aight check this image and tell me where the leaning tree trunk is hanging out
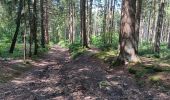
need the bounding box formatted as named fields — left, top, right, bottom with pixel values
left=9, top=0, right=23, bottom=53
left=117, top=0, right=140, bottom=64
left=154, top=0, right=165, bottom=54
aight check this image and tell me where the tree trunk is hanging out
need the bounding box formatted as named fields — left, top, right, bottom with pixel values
left=117, top=0, right=140, bottom=64
left=28, top=0, right=33, bottom=57
left=9, top=0, right=23, bottom=53
left=86, top=0, right=89, bottom=44
left=147, top=10, right=151, bottom=42
left=45, top=0, right=49, bottom=44
left=68, top=0, right=75, bottom=44
left=40, top=0, right=45, bottom=48
left=102, top=0, right=108, bottom=44
left=23, top=0, right=27, bottom=61
left=167, top=18, right=170, bottom=48
left=154, top=0, right=165, bottom=54
left=110, top=0, right=116, bottom=44
left=33, top=0, right=38, bottom=55
left=89, top=0, right=93, bottom=44
left=80, top=0, right=88, bottom=48
left=135, top=0, right=142, bottom=53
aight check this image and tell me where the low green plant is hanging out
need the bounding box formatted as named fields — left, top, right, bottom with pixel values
left=58, top=40, right=69, bottom=48
left=0, top=43, right=24, bottom=58
left=68, top=42, right=86, bottom=59
left=99, top=81, right=110, bottom=89
left=91, top=33, right=119, bottom=51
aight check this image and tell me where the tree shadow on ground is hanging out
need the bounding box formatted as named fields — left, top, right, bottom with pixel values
left=0, top=45, right=169, bottom=100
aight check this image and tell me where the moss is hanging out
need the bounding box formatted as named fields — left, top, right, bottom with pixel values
left=94, top=50, right=117, bottom=61
left=149, top=75, right=162, bottom=83
left=99, top=81, right=110, bottom=88
left=71, top=48, right=86, bottom=59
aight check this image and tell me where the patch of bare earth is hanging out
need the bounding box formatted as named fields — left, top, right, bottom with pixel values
left=0, top=45, right=169, bottom=100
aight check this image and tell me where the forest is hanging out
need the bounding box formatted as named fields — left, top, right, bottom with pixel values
left=0, top=0, right=170, bottom=99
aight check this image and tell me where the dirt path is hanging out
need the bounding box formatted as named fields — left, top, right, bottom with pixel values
left=0, top=45, right=169, bottom=100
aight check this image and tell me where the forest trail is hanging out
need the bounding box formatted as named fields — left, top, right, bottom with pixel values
left=0, top=45, right=169, bottom=100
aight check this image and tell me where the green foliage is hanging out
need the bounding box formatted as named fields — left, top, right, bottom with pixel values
left=0, top=43, right=23, bottom=58
left=138, top=41, right=154, bottom=56
left=91, top=32, right=119, bottom=51
left=99, top=81, right=110, bottom=89
left=94, top=50, right=117, bottom=61
left=128, top=67, right=137, bottom=74
left=149, top=75, right=162, bottom=83
left=39, top=47, right=49, bottom=54
left=68, top=42, right=86, bottom=59
left=135, top=69, right=148, bottom=78
left=139, top=42, right=170, bottom=58
left=58, top=40, right=69, bottom=48
left=91, top=35, right=103, bottom=48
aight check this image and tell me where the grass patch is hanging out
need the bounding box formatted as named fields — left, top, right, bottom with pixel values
left=0, top=42, right=51, bottom=59
left=128, top=62, right=170, bottom=88
left=58, top=40, right=69, bottom=48
left=68, top=42, right=87, bottom=59
left=0, top=43, right=23, bottom=58
left=93, top=50, right=117, bottom=61
left=149, top=75, right=162, bottom=83
left=71, top=48, right=86, bottom=59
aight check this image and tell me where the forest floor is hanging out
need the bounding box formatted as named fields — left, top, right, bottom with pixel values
left=0, top=45, right=170, bottom=100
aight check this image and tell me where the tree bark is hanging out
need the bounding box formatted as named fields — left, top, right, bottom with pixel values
left=117, top=0, right=140, bottom=64
left=167, top=18, right=170, bottom=48
left=80, top=0, right=88, bottom=48
left=109, top=0, right=116, bottom=44
left=102, top=0, right=108, bottom=44
left=9, top=0, right=23, bottom=53
left=89, top=0, right=93, bottom=44
left=28, top=0, right=33, bottom=57
left=40, top=0, right=45, bottom=48
left=154, top=0, right=165, bottom=53
left=45, top=0, right=49, bottom=44
left=68, top=0, right=75, bottom=44
left=23, top=0, right=27, bottom=61
left=33, top=0, right=38, bottom=55
left=135, top=0, right=142, bottom=53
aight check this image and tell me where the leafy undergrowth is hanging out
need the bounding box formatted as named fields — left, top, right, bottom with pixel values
left=68, top=43, right=87, bottom=59
left=0, top=60, right=32, bottom=83
left=0, top=42, right=52, bottom=60
left=0, top=43, right=23, bottom=59
left=139, top=43, right=170, bottom=59
left=128, top=57, right=170, bottom=90
left=92, top=50, right=118, bottom=65
left=58, top=40, right=69, bottom=48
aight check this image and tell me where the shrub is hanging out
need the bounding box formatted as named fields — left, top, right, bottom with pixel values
left=68, top=42, right=86, bottom=59
left=91, top=32, right=119, bottom=51
left=58, top=40, right=69, bottom=48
